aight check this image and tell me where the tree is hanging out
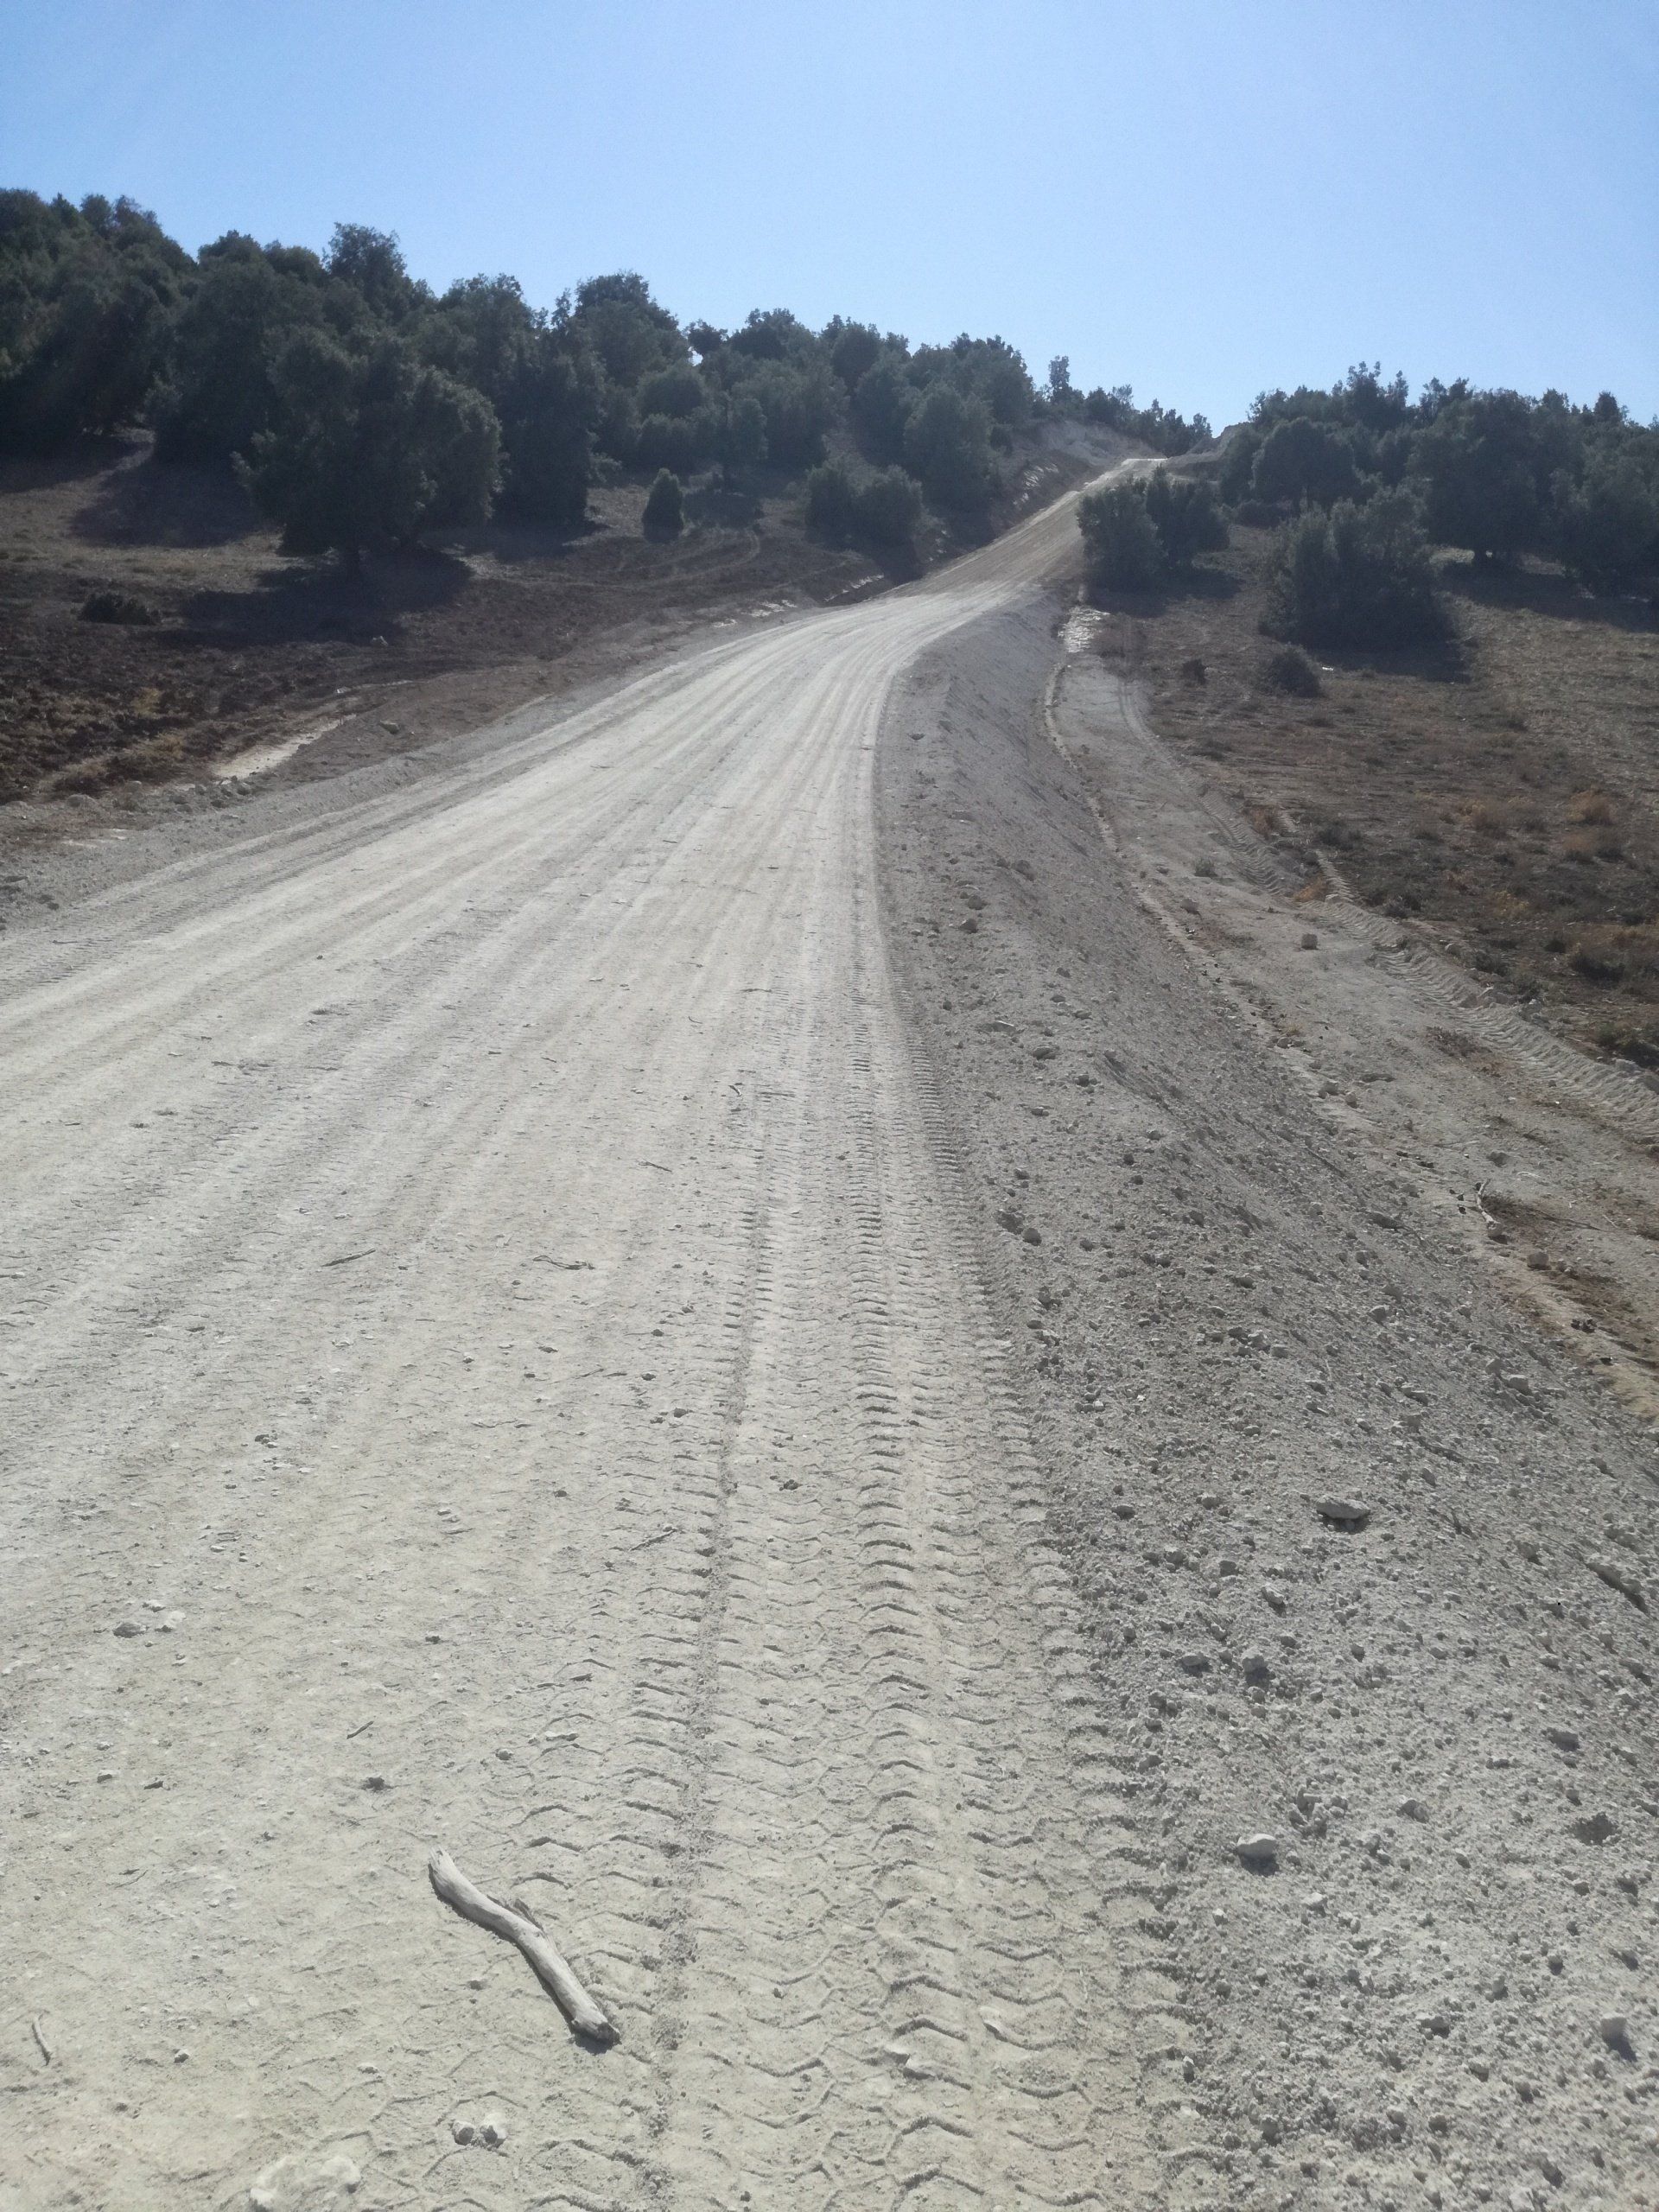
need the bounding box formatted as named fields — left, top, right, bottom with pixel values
left=1265, top=488, right=1445, bottom=646
left=642, top=467, right=684, bottom=538
left=572, top=271, right=683, bottom=386
left=1046, top=355, right=1073, bottom=409
left=1078, top=480, right=1164, bottom=590
left=238, top=330, right=499, bottom=564
left=0, top=191, right=186, bottom=451
left=903, top=385, right=994, bottom=512
left=850, top=353, right=914, bottom=464
left=153, top=236, right=327, bottom=463
left=1249, top=416, right=1361, bottom=507
left=827, top=319, right=880, bottom=392
left=712, top=391, right=766, bottom=486
left=1413, top=391, right=1542, bottom=560
left=637, top=361, right=706, bottom=419
left=635, top=410, right=703, bottom=476
left=1142, top=468, right=1228, bottom=564
left=326, top=224, right=423, bottom=323
left=741, top=361, right=839, bottom=468
left=1552, top=454, right=1659, bottom=594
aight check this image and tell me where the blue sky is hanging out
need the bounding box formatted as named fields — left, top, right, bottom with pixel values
left=4, top=0, right=1656, bottom=423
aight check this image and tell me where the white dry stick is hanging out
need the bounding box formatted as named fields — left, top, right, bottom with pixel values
left=31, top=2015, right=53, bottom=2065
left=428, top=1847, right=617, bottom=2045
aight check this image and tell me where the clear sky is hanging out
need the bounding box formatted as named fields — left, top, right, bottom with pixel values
left=3, top=0, right=1656, bottom=425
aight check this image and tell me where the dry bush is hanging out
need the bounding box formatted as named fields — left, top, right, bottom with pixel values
left=1568, top=924, right=1659, bottom=990
left=1567, top=789, right=1616, bottom=826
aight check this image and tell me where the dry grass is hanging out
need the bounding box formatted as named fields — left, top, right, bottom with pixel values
left=1139, top=525, right=1659, bottom=1066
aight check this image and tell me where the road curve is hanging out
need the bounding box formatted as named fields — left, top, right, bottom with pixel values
left=1, top=480, right=1187, bottom=2209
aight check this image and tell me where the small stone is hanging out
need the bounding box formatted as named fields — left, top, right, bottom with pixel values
left=1398, top=1796, right=1427, bottom=1821
left=450, top=2120, right=476, bottom=2145
left=1599, top=2012, right=1632, bottom=2054
left=1573, top=1811, right=1615, bottom=1846
left=1315, top=1496, right=1371, bottom=1530
left=248, top=2152, right=361, bottom=2211
left=361, top=1775, right=391, bottom=1793
left=112, top=1620, right=145, bottom=1638
left=1240, top=1649, right=1270, bottom=1685
left=1178, top=1650, right=1212, bottom=1675
left=479, top=2114, right=506, bottom=2147
left=1545, top=1725, right=1581, bottom=1753
left=1300, top=931, right=1319, bottom=950
left=1232, top=1832, right=1280, bottom=1869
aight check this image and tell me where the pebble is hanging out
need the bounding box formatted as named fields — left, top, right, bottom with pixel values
left=1178, top=1650, right=1212, bottom=1675
left=1545, top=1725, right=1581, bottom=1753
left=1599, top=2012, right=1631, bottom=2053
left=1300, top=931, right=1319, bottom=950
left=1240, top=1649, right=1270, bottom=1684
left=112, top=1620, right=145, bottom=1638
left=1232, top=1832, right=1280, bottom=1868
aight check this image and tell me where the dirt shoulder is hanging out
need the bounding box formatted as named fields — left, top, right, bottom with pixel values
left=877, top=585, right=1659, bottom=2209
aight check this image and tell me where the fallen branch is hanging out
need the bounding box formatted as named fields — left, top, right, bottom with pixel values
left=31, top=2015, right=52, bottom=2065
left=428, top=1847, right=617, bottom=2045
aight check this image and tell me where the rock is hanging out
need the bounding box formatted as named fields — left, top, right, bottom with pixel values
left=1599, top=2012, right=1632, bottom=2055
left=451, top=2120, right=476, bottom=2145
left=1398, top=1796, right=1427, bottom=1821
left=1240, top=1649, right=1270, bottom=1685
left=1177, top=1650, right=1212, bottom=1675
left=248, top=2152, right=361, bottom=2212
left=1315, top=1496, right=1371, bottom=1531
left=480, top=2113, right=506, bottom=2147
left=1545, top=1725, right=1581, bottom=1753
left=1300, top=931, right=1319, bottom=950
left=112, top=1620, right=144, bottom=1637
left=1573, top=1811, right=1616, bottom=1846
left=1232, top=1832, right=1280, bottom=1869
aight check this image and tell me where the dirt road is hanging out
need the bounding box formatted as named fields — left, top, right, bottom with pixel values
left=5, top=470, right=1656, bottom=2212
left=1, top=486, right=1200, bottom=2211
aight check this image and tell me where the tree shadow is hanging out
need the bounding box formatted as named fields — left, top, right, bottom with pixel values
left=71, top=453, right=264, bottom=550
left=171, top=544, right=471, bottom=649
left=0, top=432, right=149, bottom=499
left=1442, top=557, right=1656, bottom=634
left=444, top=513, right=607, bottom=568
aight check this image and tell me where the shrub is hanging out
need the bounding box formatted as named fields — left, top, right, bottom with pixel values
left=1262, top=644, right=1322, bottom=696
left=635, top=362, right=706, bottom=420
left=854, top=467, right=923, bottom=550
left=642, top=467, right=684, bottom=538
left=1265, top=489, right=1445, bottom=647
left=1142, top=467, right=1228, bottom=564
left=1077, top=480, right=1164, bottom=590
left=80, top=588, right=156, bottom=625
left=804, top=459, right=857, bottom=543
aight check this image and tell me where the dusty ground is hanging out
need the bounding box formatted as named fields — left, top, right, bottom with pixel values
left=0, top=423, right=1114, bottom=805
left=1116, top=527, right=1659, bottom=1074
left=882, top=589, right=1659, bottom=2209
left=1, top=461, right=1655, bottom=2212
